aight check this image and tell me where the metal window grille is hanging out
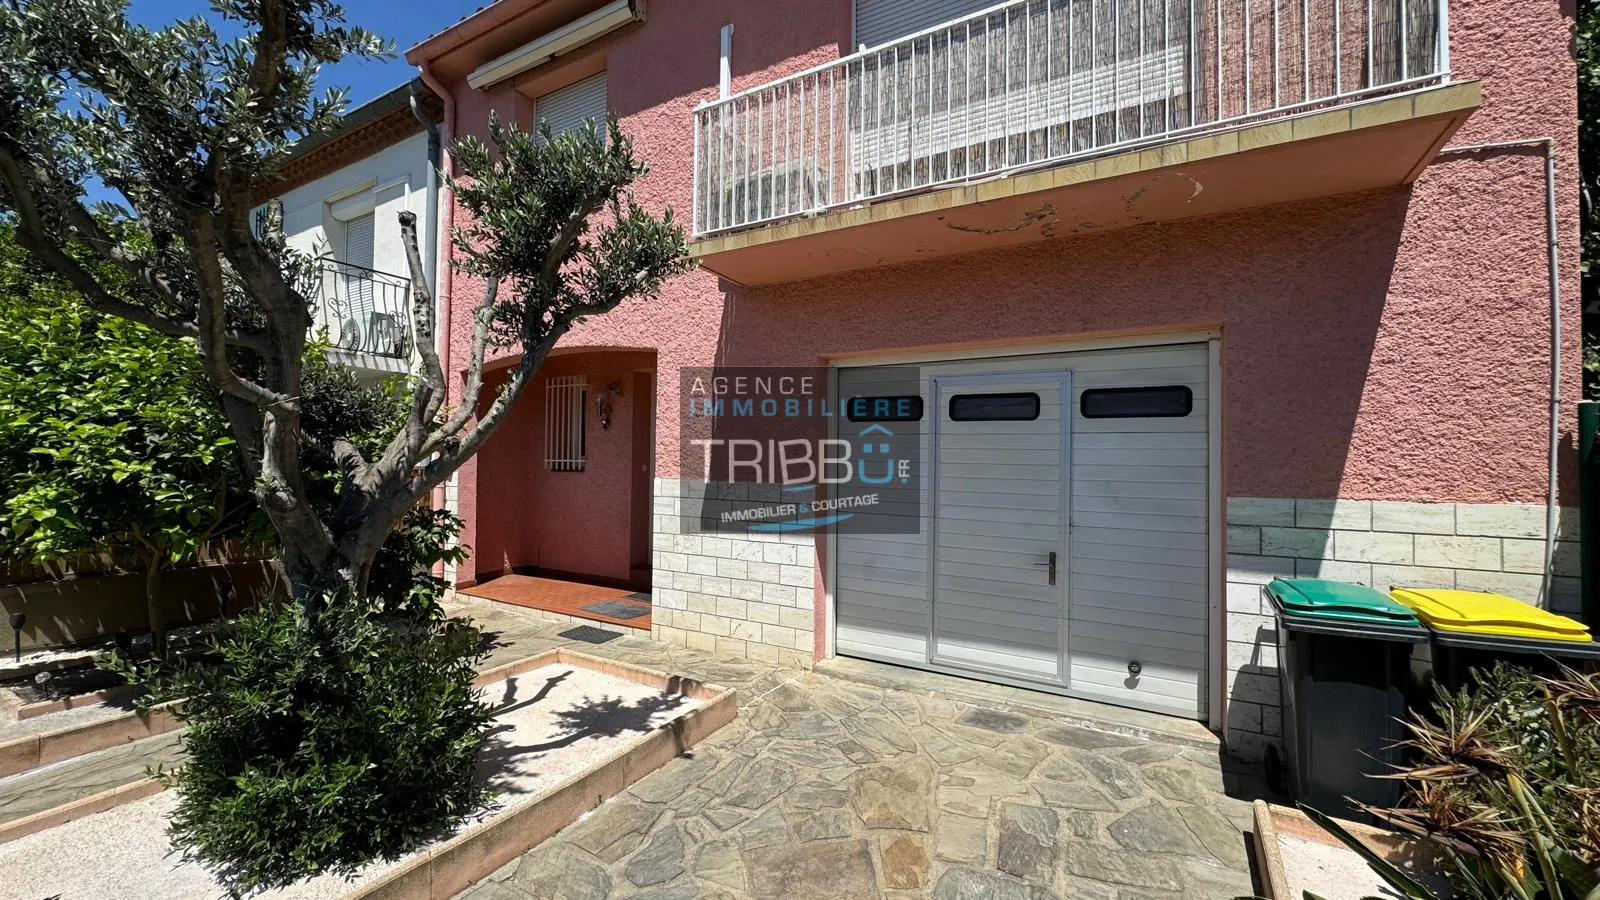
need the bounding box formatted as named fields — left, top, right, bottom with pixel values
left=545, top=376, right=588, bottom=471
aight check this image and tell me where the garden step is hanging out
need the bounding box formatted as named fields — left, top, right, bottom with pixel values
left=0, top=730, right=182, bottom=828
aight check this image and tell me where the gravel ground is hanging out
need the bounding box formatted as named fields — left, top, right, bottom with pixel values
left=0, top=622, right=219, bottom=680
left=0, top=664, right=701, bottom=900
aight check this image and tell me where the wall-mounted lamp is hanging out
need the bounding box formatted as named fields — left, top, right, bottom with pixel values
left=594, top=381, right=624, bottom=429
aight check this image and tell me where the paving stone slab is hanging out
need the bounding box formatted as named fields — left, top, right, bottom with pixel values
left=878, top=832, right=931, bottom=891
left=1036, top=725, right=1141, bottom=750
left=738, top=805, right=792, bottom=851
left=995, top=802, right=1058, bottom=882
left=853, top=758, right=935, bottom=830
left=956, top=708, right=1032, bottom=734
left=762, top=682, right=817, bottom=712
left=743, top=838, right=879, bottom=900
left=931, top=868, right=1053, bottom=900
left=984, top=735, right=1050, bottom=778
left=1030, top=778, right=1118, bottom=812
left=691, top=838, right=747, bottom=894
left=512, top=843, right=613, bottom=899
left=1107, top=803, right=1208, bottom=858
left=882, top=692, right=923, bottom=727
left=935, top=814, right=989, bottom=865
left=916, top=727, right=983, bottom=766
left=1176, top=804, right=1250, bottom=868
left=630, top=883, right=702, bottom=900
left=1062, top=843, right=1185, bottom=892
left=564, top=796, right=661, bottom=862
left=1081, top=754, right=1143, bottom=801
left=937, top=766, right=1031, bottom=818
left=1143, top=763, right=1221, bottom=806
left=785, top=779, right=851, bottom=810
left=625, top=824, right=687, bottom=887
left=1121, top=743, right=1183, bottom=764
left=786, top=806, right=854, bottom=842
left=723, top=757, right=800, bottom=809
left=761, top=739, right=851, bottom=769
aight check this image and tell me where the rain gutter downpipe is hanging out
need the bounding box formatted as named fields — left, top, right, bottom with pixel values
left=416, top=61, right=457, bottom=543
left=1438, top=137, right=1560, bottom=604
left=409, top=84, right=442, bottom=307
left=415, top=62, right=456, bottom=386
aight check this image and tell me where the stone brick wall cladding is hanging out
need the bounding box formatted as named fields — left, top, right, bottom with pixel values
left=442, top=471, right=461, bottom=585
left=1223, top=497, right=1579, bottom=761
left=649, top=478, right=817, bottom=669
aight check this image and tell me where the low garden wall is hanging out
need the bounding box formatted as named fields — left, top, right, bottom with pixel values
left=0, top=553, right=283, bottom=654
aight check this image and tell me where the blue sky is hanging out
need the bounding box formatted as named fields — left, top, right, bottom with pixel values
left=77, top=0, right=479, bottom=204
left=126, top=0, right=481, bottom=112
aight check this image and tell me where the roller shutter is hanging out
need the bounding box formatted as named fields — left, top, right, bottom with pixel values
left=853, top=0, right=997, bottom=48
left=535, top=72, right=608, bottom=140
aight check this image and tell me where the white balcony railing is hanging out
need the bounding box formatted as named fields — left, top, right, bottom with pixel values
left=692, top=0, right=1446, bottom=236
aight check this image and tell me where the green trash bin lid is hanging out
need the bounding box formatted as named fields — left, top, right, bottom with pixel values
left=1265, top=579, right=1421, bottom=627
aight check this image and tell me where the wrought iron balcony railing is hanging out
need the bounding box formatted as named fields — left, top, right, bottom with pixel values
left=692, top=0, right=1446, bottom=237
left=311, top=259, right=412, bottom=360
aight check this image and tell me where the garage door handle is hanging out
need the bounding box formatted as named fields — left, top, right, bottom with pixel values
left=1032, top=552, right=1057, bottom=586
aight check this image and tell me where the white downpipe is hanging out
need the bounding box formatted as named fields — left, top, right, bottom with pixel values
left=1440, top=137, right=1561, bottom=605
left=720, top=24, right=734, bottom=99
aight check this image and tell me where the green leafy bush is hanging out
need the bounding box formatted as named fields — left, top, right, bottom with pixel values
left=0, top=225, right=263, bottom=653
left=368, top=507, right=471, bottom=621
left=110, top=599, right=493, bottom=893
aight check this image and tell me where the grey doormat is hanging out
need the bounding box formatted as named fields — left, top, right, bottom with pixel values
left=579, top=599, right=651, bottom=620
left=559, top=625, right=622, bottom=644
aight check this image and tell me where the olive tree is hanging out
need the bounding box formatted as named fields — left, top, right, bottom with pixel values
left=0, top=0, right=691, bottom=605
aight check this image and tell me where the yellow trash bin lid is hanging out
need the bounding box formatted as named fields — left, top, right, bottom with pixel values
left=1388, top=588, right=1592, bottom=642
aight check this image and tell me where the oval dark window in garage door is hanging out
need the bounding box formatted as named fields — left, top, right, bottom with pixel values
left=1080, top=385, right=1192, bottom=418
left=948, top=392, right=1041, bottom=421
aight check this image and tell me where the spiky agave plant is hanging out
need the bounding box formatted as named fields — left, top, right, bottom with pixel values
left=1313, top=663, right=1600, bottom=900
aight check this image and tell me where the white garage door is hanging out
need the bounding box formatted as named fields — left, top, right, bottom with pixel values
left=931, top=371, right=1069, bottom=681
left=834, top=342, right=1213, bottom=719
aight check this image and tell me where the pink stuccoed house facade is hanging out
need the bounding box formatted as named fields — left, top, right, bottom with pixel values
left=406, top=0, right=1579, bottom=759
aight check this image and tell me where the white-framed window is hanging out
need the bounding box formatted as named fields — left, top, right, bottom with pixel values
left=544, top=375, right=588, bottom=471
left=534, top=72, right=609, bottom=141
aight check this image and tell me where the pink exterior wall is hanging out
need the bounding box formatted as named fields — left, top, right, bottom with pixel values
left=470, top=350, right=656, bottom=584
left=424, top=0, right=1578, bottom=582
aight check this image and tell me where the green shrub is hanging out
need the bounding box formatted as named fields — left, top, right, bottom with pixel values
left=367, top=507, right=471, bottom=622
left=110, top=599, right=493, bottom=893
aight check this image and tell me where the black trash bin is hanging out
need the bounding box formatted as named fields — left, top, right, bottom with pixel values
left=1264, top=578, right=1428, bottom=822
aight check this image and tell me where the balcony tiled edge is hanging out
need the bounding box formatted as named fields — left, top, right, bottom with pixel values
left=690, top=79, right=1483, bottom=261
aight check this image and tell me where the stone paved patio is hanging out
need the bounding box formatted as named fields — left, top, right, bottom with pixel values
left=453, top=599, right=1266, bottom=900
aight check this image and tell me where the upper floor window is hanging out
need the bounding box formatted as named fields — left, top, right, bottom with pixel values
left=853, top=0, right=997, bottom=49
left=534, top=72, right=609, bottom=141
left=343, top=211, right=375, bottom=270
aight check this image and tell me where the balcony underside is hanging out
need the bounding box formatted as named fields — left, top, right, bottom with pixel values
left=691, top=80, right=1479, bottom=287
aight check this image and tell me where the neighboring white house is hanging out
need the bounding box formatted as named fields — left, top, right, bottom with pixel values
left=257, top=78, right=445, bottom=382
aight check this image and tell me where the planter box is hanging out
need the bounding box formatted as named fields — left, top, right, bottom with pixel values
left=1252, top=800, right=1453, bottom=900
